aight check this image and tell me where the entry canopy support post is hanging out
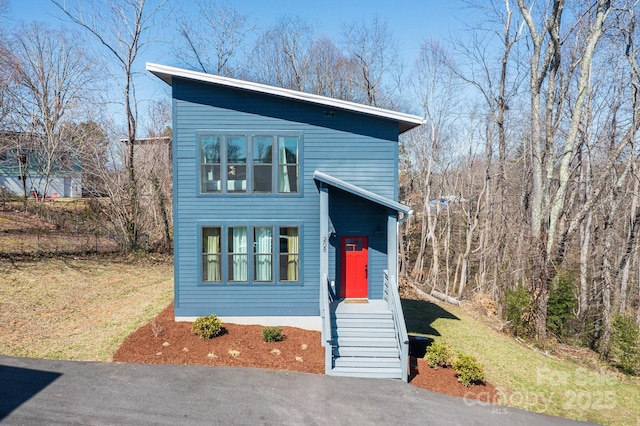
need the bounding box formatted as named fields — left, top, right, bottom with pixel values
left=320, top=183, right=329, bottom=285
left=387, top=212, right=398, bottom=282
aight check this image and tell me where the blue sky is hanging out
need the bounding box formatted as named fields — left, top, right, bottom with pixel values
left=8, top=0, right=467, bottom=65
left=6, top=0, right=470, bottom=130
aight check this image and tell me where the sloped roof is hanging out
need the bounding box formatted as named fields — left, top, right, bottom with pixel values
left=313, top=170, right=412, bottom=219
left=146, top=63, right=424, bottom=134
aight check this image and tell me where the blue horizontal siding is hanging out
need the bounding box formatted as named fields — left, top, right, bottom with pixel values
left=328, top=188, right=389, bottom=300
left=172, top=77, right=399, bottom=317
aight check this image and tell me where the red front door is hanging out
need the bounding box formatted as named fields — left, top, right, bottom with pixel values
left=340, top=236, right=368, bottom=298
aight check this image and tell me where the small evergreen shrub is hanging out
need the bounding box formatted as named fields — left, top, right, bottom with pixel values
left=610, top=314, right=640, bottom=375
left=424, top=340, right=454, bottom=369
left=452, top=353, right=485, bottom=387
left=192, top=314, right=224, bottom=339
left=504, top=285, right=534, bottom=337
left=547, top=271, right=578, bottom=339
left=262, top=326, right=284, bottom=342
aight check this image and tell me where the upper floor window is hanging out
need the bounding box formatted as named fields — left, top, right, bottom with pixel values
left=253, top=136, right=273, bottom=193
left=201, top=136, right=221, bottom=193
left=278, top=136, right=298, bottom=193
left=200, top=134, right=299, bottom=195
left=226, top=136, right=247, bottom=192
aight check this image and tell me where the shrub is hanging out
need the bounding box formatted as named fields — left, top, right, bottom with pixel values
left=504, top=285, right=534, bottom=337
left=452, top=353, right=485, bottom=387
left=610, top=314, right=640, bottom=375
left=424, top=340, right=454, bottom=369
left=262, top=326, right=284, bottom=342
left=192, top=314, right=224, bottom=339
left=547, top=271, right=578, bottom=339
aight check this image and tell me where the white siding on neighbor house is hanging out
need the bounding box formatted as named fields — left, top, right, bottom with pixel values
left=0, top=175, right=81, bottom=197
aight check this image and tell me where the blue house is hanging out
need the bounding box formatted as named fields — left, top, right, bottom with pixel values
left=147, top=63, right=423, bottom=380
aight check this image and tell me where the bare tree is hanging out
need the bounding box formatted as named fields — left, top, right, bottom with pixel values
left=406, top=41, right=460, bottom=287
left=144, top=100, right=172, bottom=251
left=341, top=16, right=402, bottom=108
left=250, top=15, right=314, bottom=91
left=3, top=22, right=94, bottom=201
left=68, top=120, right=109, bottom=197
left=516, top=0, right=613, bottom=340
left=0, top=0, right=13, bottom=130
left=306, top=37, right=359, bottom=100
left=174, top=0, right=253, bottom=76
left=444, top=0, right=524, bottom=298
left=53, top=0, right=167, bottom=251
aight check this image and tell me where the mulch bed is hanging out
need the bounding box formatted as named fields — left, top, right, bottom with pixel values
left=113, top=302, right=497, bottom=402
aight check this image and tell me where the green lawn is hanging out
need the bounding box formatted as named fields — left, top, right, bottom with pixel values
left=402, top=298, right=640, bottom=425
left=0, top=254, right=173, bottom=361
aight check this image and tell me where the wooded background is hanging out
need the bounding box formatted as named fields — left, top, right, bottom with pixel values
left=0, top=0, right=639, bottom=370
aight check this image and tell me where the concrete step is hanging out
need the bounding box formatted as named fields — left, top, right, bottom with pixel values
left=332, top=346, right=400, bottom=358
left=329, top=366, right=403, bottom=379
left=332, top=318, right=395, bottom=328
left=331, top=327, right=396, bottom=338
left=335, top=336, right=398, bottom=347
left=334, top=356, right=402, bottom=369
left=332, top=311, right=392, bottom=320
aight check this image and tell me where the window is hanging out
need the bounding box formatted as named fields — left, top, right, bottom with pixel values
left=202, top=227, right=221, bottom=282
left=253, top=226, right=273, bottom=281
left=252, top=136, right=273, bottom=193
left=228, top=227, right=248, bottom=281
left=226, top=136, right=247, bottom=192
left=201, top=225, right=299, bottom=284
left=199, top=134, right=299, bottom=194
left=279, top=227, right=299, bottom=281
left=278, top=136, right=298, bottom=193
left=201, top=136, right=221, bottom=193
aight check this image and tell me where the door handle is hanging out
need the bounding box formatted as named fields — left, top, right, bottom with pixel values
left=365, top=265, right=368, bottom=279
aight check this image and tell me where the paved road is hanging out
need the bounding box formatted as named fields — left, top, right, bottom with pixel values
left=0, top=355, right=592, bottom=425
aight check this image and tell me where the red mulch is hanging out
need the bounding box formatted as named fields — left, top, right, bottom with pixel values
left=409, top=358, right=498, bottom=402
left=113, top=302, right=497, bottom=402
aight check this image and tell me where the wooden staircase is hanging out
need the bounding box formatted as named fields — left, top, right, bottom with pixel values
left=327, top=300, right=404, bottom=379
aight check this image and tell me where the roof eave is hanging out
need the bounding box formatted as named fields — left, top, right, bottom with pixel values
left=146, top=62, right=424, bottom=134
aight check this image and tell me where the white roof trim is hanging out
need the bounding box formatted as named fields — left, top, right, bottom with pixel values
left=146, top=62, right=424, bottom=134
left=313, top=170, right=412, bottom=217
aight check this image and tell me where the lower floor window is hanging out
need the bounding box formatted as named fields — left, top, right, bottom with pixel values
left=228, top=227, right=248, bottom=282
left=202, top=225, right=299, bottom=283
left=202, top=227, right=221, bottom=282
left=254, top=227, right=273, bottom=282
left=279, top=227, right=299, bottom=281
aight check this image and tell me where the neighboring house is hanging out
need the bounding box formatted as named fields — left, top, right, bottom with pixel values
left=147, top=63, right=423, bottom=381
left=0, top=131, right=82, bottom=198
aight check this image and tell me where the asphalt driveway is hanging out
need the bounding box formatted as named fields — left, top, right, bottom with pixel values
left=0, top=355, right=592, bottom=425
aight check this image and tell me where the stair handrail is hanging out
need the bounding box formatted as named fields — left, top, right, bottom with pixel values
left=383, top=270, right=409, bottom=382
left=320, top=272, right=333, bottom=374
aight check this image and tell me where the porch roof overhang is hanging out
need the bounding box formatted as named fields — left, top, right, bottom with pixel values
left=313, top=170, right=413, bottom=221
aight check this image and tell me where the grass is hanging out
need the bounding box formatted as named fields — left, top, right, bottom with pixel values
left=2, top=202, right=636, bottom=423
left=0, top=200, right=118, bottom=254
left=402, top=298, right=640, bottom=425
left=0, top=254, right=173, bottom=361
